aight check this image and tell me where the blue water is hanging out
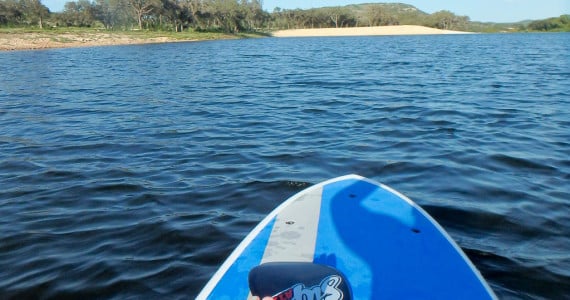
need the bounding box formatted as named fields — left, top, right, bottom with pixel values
left=1, top=33, right=569, bottom=299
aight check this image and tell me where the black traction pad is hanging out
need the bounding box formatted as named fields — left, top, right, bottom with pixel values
left=248, top=262, right=352, bottom=300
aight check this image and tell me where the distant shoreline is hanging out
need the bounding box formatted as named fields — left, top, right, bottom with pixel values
left=0, top=25, right=473, bottom=51
left=272, top=25, right=474, bottom=37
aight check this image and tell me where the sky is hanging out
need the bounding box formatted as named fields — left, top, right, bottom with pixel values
left=42, top=0, right=570, bottom=23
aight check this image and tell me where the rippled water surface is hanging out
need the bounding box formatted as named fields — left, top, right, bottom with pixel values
left=1, top=33, right=569, bottom=299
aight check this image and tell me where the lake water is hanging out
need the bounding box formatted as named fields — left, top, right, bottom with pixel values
left=1, top=33, right=569, bottom=299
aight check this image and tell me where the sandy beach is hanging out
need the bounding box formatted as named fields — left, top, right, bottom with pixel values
left=272, top=25, right=472, bottom=37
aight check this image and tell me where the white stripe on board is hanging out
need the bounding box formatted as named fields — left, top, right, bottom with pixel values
left=260, top=186, right=323, bottom=263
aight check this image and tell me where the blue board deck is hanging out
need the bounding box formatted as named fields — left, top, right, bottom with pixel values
left=197, top=175, right=496, bottom=299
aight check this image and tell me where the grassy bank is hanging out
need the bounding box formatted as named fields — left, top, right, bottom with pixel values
left=0, top=27, right=268, bottom=40
left=0, top=27, right=269, bottom=51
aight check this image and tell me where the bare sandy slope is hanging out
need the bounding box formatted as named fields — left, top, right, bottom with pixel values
left=0, top=32, right=183, bottom=51
left=272, top=25, right=472, bottom=37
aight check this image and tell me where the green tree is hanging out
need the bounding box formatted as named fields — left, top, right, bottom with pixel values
left=325, top=7, right=355, bottom=28
left=111, top=0, right=132, bottom=29
left=0, top=1, right=6, bottom=24
left=19, top=0, right=49, bottom=28
left=241, top=0, right=266, bottom=31
left=430, top=10, right=456, bottom=30
left=93, top=0, right=112, bottom=29
left=364, top=5, right=399, bottom=26
left=59, top=0, right=97, bottom=26
left=186, top=0, right=208, bottom=29
left=92, top=0, right=132, bottom=29
left=207, top=0, right=244, bottom=33
left=0, top=0, right=24, bottom=26
left=528, top=19, right=560, bottom=31
left=128, top=0, right=160, bottom=29
left=159, top=0, right=181, bottom=31
left=365, top=5, right=383, bottom=26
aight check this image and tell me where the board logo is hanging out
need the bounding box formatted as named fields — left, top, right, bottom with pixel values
left=271, top=275, right=344, bottom=300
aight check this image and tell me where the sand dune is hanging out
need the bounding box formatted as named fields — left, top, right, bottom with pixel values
left=272, top=25, right=473, bottom=37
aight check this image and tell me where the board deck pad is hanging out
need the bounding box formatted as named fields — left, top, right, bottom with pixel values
left=197, top=175, right=496, bottom=299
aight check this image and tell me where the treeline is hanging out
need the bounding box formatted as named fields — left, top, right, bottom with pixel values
left=0, top=0, right=268, bottom=32
left=1, top=0, right=568, bottom=33
left=0, top=1, right=473, bottom=32
left=270, top=4, right=471, bottom=31
left=526, top=15, right=570, bottom=32
left=0, top=0, right=50, bottom=28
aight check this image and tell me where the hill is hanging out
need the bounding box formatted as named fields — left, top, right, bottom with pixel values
left=269, top=3, right=569, bottom=33
left=270, top=3, right=471, bottom=32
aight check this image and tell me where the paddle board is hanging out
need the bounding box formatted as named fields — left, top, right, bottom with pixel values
left=197, top=174, right=496, bottom=299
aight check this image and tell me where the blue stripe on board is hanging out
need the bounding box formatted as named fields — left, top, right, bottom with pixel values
left=315, top=178, right=493, bottom=299
left=315, top=178, right=373, bottom=299
left=206, top=217, right=276, bottom=299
